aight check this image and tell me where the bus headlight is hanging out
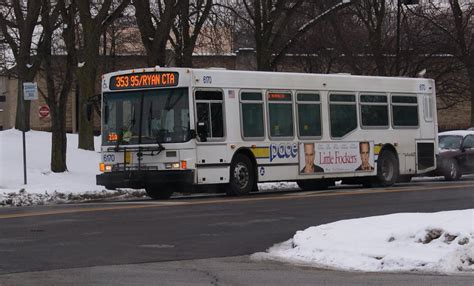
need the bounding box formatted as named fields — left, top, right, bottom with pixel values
left=99, top=163, right=113, bottom=172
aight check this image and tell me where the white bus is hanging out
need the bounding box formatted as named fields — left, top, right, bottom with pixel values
left=96, top=67, right=437, bottom=199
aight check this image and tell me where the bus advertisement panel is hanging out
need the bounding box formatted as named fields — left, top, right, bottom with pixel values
left=299, top=141, right=375, bottom=174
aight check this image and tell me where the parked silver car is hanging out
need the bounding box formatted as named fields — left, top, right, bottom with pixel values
left=436, top=130, right=474, bottom=180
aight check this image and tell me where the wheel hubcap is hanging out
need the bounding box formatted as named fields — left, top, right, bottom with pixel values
left=233, top=163, right=249, bottom=189
left=449, top=162, right=457, bottom=177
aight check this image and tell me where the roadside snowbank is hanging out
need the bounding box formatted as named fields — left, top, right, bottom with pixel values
left=0, top=129, right=147, bottom=206
left=253, top=209, right=474, bottom=275
left=0, top=130, right=296, bottom=206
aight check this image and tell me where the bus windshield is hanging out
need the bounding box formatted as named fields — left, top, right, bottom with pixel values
left=102, top=88, right=190, bottom=146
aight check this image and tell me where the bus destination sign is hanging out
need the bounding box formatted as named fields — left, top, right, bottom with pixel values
left=110, top=72, right=179, bottom=90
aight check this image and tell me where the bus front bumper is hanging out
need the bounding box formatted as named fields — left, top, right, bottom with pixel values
left=96, top=170, right=195, bottom=190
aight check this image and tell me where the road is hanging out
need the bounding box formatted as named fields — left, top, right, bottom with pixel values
left=0, top=178, right=473, bottom=285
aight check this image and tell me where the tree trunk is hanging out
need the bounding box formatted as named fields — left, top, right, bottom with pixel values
left=468, top=66, right=474, bottom=127
left=76, top=67, right=96, bottom=151
left=147, top=44, right=168, bottom=67
left=50, top=105, right=67, bottom=172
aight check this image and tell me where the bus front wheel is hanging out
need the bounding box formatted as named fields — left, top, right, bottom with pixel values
left=145, top=185, right=174, bottom=200
left=227, top=154, right=255, bottom=196
left=375, top=151, right=399, bottom=187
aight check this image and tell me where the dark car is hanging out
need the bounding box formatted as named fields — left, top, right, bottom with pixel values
left=436, top=130, right=474, bottom=180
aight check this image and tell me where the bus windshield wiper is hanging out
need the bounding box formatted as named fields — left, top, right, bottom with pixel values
left=114, top=132, right=123, bottom=152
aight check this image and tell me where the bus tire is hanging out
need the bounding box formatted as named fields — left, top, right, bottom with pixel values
left=227, top=154, right=255, bottom=196
left=145, top=185, right=174, bottom=200
left=375, top=151, right=399, bottom=187
left=297, top=179, right=333, bottom=191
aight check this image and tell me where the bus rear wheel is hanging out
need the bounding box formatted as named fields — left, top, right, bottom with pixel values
left=375, top=151, right=399, bottom=187
left=227, top=154, right=255, bottom=196
left=145, top=185, right=174, bottom=200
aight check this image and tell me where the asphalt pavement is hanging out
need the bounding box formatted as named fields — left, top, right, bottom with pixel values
left=0, top=178, right=473, bottom=285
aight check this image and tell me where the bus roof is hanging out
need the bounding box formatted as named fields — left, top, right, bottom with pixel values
left=102, top=67, right=434, bottom=95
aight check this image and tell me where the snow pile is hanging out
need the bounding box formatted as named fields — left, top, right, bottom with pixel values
left=0, top=129, right=146, bottom=206
left=253, top=209, right=474, bottom=275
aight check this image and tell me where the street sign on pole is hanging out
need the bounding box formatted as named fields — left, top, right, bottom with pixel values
left=20, top=81, right=37, bottom=185
left=23, top=82, right=38, bottom=101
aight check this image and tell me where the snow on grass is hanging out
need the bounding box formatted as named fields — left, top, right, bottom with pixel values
left=252, top=209, right=474, bottom=275
left=0, top=129, right=146, bottom=206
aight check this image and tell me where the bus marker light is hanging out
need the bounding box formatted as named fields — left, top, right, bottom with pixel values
left=251, top=145, right=257, bottom=148
left=99, top=163, right=105, bottom=172
left=394, top=143, right=398, bottom=147
left=181, top=160, right=187, bottom=169
left=230, top=144, right=236, bottom=149
left=105, top=165, right=112, bottom=172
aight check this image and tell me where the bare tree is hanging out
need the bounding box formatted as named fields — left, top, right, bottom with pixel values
left=37, top=0, right=78, bottom=172
left=75, top=0, right=130, bottom=150
left=195, top=3, right=236, bottom=55
left=0, top=0, right=43, bottom=131
left=133, top=0, right=178, bottom=67
left=407, top=0, right=474, bottom=126
left=170, top=0, right=213, bottom=67
left=221, top=0, right=352, bottom=71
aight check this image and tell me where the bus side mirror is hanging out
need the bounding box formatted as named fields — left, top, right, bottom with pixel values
left=197, top=122, right=207, bottom=142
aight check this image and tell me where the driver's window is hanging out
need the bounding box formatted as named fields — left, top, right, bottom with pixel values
left=195, top=90, right=224, bottom=140
left=463, top=135, right=474, bottom=149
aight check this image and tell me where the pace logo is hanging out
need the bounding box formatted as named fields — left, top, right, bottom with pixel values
left=270, top=143, right=298, bottom=162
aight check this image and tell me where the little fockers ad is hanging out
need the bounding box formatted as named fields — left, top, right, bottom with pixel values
left=299, top=141, right=375, bottom=174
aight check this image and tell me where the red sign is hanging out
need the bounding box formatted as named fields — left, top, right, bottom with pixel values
left=39, top=105, right=50, bottom=118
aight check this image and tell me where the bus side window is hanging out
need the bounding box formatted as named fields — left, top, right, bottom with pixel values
left=240, top=91, right=264, bottom=139
left=391, top=95, right=419, bottom=127
left=360, top=94, right=389, bottom=128
left=195, top=90, right=224, bottom=140
left=267, top=91, right=293, bottom=138
left=296, top=92, right=321, bottom=138
left=329, top=93, right=357, bottom=138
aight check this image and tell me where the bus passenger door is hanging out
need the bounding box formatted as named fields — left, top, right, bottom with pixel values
left=194, top=89, right=229, bottom=184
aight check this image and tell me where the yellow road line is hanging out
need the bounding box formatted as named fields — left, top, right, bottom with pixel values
left=0, top=183, right=472, bottom=220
